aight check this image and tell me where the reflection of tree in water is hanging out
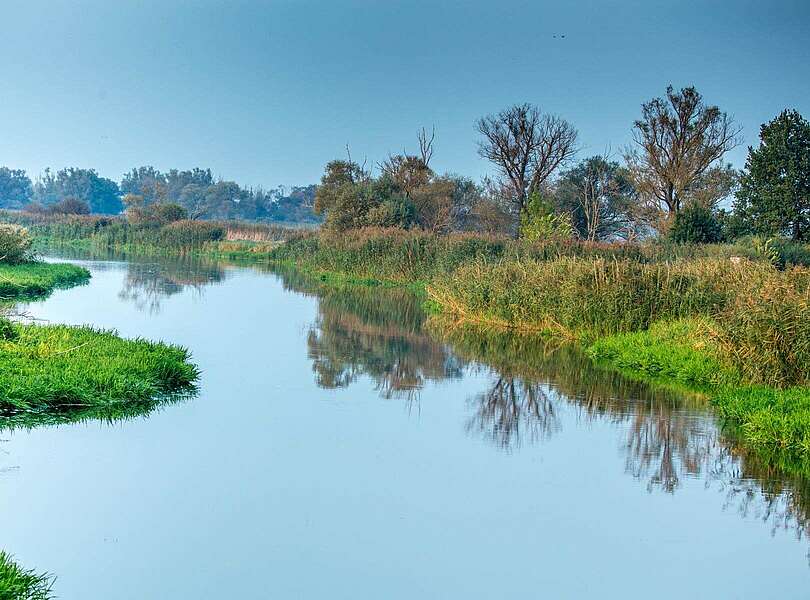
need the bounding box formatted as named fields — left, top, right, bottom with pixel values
left=277, top=266, right=810, bottom=540
left=466, top=377, right=561, bottom=449
left=118, top=256, right=227, bottom=314
left=439, top=322, right=810, bottom=539
left=278, top=268, right=463, bottom=401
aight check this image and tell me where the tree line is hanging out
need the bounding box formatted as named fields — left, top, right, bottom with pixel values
left=0, top=165, right=319, bottom=224
left=315, top=85, right=810, bottom=243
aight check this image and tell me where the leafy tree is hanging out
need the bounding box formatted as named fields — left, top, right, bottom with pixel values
left=121, top=166, right=166, bottom=204
left=668, top=203, right=723, bottom=243
left=0, top=167, right=33, bottom=209
left=625, top=86, right=741, bottom=230
left=734, top=109, right=810, bottom=241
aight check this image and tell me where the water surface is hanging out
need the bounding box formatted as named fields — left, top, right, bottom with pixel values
left=2, top=250, right=808, bottom=598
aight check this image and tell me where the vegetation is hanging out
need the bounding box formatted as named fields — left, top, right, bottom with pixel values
left=0, top=262, right=89, bottom=298
left=0, top=321, right=198, bottom=413
left=734, top=109, right=810, bottom=241
left=0, top=223, right=89, bottom=298
left=0, top=552, right=53, bottom=600
left=588, top=319, right=810, bottom=461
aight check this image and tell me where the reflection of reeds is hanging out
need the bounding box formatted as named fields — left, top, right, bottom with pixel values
left=279, top=263, right=810, bottom=540
left=117, top=255, right=227, bottom=314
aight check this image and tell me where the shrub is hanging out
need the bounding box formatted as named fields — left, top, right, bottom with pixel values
left=668, top=203, right=723, bottom=243
left=49, top=196, right=91, bottom=215
left=152, top=203, right=188, bottom=223
left=0, top=224, right=33, bottom=264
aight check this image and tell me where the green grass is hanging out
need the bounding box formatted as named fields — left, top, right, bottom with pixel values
left=0, top=551, right=53, bottom=600
left=588, top=318, right=810, bottom=464
left=0, top=262, right=90, bottom=299
left=0, top=323, right=199, bottom=413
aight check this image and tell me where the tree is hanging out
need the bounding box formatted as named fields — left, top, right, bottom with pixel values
left=554, top=156, right=637, bottom=241
left=34, top=168, right=121, bottom=213
left=0, top=167, right=33, bottom=209
left=476, top=103, right=578, bottom=217
left=668, top=203, right=723, bottom=243
left=625, top=86, right=741, bottom=230
left=734, top=109, right=810, bottom=241
left=121, top=166, right=166, bottom=204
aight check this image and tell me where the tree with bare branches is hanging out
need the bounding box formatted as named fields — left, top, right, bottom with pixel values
left=476, top=103, right=578, bottom=216
left=625, top=85, right=742, bottom=230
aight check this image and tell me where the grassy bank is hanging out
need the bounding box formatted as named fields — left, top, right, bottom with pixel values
left=265, top=228, right=810, bottom=465
left=0, top=552, right=53, bottom=600
left=0, top=322, right=199, bottom=413
left=0, top=262, right=89, bottom=299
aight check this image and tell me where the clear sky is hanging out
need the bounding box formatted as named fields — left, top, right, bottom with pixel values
left=0, top=0, right=808, bottom=189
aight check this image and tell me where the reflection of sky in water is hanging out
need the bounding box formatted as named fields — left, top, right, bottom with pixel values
left=2, top=251, right=808, bottom=599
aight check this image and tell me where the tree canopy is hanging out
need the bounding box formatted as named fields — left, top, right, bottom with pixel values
left=734, top=109, right=810, bottom=241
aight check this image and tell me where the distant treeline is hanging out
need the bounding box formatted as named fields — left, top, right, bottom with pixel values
left=0, top=165, right=320, bottom=224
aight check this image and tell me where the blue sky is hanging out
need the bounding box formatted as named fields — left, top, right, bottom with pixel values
left=0, top=0, right=807, bottom=189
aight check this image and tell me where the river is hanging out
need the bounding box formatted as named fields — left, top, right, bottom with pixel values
left=2, top=249, right=808, bottom=598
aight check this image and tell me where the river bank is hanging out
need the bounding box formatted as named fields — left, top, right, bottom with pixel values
left=4, top=213, right=809, bottom=470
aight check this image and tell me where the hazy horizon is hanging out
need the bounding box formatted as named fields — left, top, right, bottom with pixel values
left=1, top=0, right=808, bottom=189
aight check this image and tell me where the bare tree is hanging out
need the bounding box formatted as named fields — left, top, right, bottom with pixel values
left=476, top=103, right=578, bottom=215
left=417, top=125, right=435, bottom=168
left=625, top=85, right=742, bottom=229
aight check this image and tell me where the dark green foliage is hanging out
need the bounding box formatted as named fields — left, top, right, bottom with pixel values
left=735, top=109, right=810, bottom=241
left=48, top=197, right=91, bottom=215
left=0, top=551, right=53, bottom=600
left=668, top=203, right=724, bottom=243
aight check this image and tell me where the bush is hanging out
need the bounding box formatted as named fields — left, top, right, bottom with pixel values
left=0, top=224, right=33, bottom=264
left=668, top=204, right=723, bottom=243
left=152, top=203, right=188, bottom=223
left=50, top=196, right=91, bottom=215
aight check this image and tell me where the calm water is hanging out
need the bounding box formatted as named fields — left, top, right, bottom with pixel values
left=2, top=250, right=809, bottom=599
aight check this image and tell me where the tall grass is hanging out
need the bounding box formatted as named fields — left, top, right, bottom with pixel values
left=428, top=257, right=763, bottom=336
left=0, top=210, right=301, bottom=253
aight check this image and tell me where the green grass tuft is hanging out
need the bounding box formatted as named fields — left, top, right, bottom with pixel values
left=0, top=262, right=89, bottom=299
left=0, top=323, right=199, bottom=413
left=0, top=551, right=54, bottom=600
